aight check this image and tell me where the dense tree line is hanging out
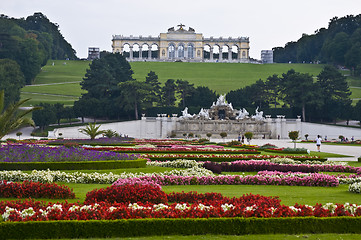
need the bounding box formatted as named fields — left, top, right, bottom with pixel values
left=0, top=12, right=77, bottom=105
left=226, top=65, right=352, bottom=123
left=273, top=14, right=361, bottom=76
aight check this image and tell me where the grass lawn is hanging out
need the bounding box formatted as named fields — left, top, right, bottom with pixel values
left=350, top=87, right=361, bottom=100
left=62, top=234, right=361, bottom=240
left=22, top=82, right=85, bottom=96
left=131, top=62, right=325, bottom=94
left=35, top=60, right=90, bottom=84
left=20, top=92, right=79, bottom=107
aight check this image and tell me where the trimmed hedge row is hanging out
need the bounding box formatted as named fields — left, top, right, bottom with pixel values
left=0, top=159, right=147, bottom=170
left=1, top=217, right=361, bottom=239
left=264, top=149, right=308, bottom=154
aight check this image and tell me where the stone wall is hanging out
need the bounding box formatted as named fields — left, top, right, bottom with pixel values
left=52, top=117, right=361, bottom=140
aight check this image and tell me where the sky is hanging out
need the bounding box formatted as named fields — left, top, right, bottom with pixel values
left=2, top=0, right=360, bottom=59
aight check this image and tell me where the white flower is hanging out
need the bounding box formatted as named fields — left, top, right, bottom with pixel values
left=221, top=203, right=235, bottom=212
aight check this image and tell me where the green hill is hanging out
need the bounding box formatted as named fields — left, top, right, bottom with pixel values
left=21, top=60, right=359, bottom=106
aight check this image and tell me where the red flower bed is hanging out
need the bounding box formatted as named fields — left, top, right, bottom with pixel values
left=2, top=192, right=361, bottom=222
left=84, top=184, right=168, bottom=204
left=0, top=180, right=75, bottom=199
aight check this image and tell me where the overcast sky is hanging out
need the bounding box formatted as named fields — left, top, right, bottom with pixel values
left=2, top=0, right=360, bottom=59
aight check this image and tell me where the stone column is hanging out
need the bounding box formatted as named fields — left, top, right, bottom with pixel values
left=210, top=46, right=213, bottom=61
left=129, top=46, right=133, bottom=60
left=139, top=46, right=142, bottom=59
left=219, top=47, right=222, bottom=61
left=237, top=47, right=241, bottom=61
left=228, top=48, right=232, bottom=61
left=148, top=49, right=152, bottom=60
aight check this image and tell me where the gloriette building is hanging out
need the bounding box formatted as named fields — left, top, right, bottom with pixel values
left=112, top=24, right=250, bottom=63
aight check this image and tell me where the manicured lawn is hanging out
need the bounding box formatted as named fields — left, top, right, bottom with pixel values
left=350, top=87, right=361, bottom=100
left=22, top=82, right=85, bottom=96
left=62, top=234, right=361, bottom=240
left=20, top=92, right=78, bottom=107
left=131, top=62, right=325, bottom=93
left=35, top=60, right=90, bottom=84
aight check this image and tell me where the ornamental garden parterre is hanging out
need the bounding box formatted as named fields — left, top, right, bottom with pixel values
left=1, top=138, right=361, bottom=238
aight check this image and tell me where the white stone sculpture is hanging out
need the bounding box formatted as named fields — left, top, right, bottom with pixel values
left=198, top=108, right=210, bottom=119
left=216, top=94, right=227, bottom=106
left=252, top=107, right=264, bottom=121
left=180, top=107, right=194, bottom=119
left=236, top=108, right=249, bottom=120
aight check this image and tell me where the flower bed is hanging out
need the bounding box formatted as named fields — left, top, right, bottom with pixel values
left=203, top=160, right=361, bottom=174
left=2, top=191, right=361, bottom=222
left=0, top=167, right=214, bottom=184
left=83, top=146, right=259, bottom=154
left=0, top=180, right=75, bottom=199
left=112, top=172, right=339, bottom=187
left=85, top=184, right=167, bottom=204
left=142, top=154, right=325, bottom=162
left=0, top=144, right=138, bottom=162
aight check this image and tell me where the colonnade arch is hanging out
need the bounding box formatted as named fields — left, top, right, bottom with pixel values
left=119, top=42, right=160, bottom=60
left=203, top=44, right=241, bottom=61
left=166, top=42, right=196, bottom=60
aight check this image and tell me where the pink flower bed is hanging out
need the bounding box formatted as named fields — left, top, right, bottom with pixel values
left=206, top=160, right=361, bottom=174
left=112, top=173, right=339, bottom=187
left=83, top=146, right=257, bottom=154
left=141, top=154, right=321, bottom=161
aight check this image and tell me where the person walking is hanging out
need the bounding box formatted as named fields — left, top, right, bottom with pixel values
left=316, top=135, right=322, bottom=152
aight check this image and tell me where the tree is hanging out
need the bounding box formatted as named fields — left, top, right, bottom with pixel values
left=63, top=106, right=75, bottom=124
left=145, top=71, right=161, bottom=105
left=184, top=86, right=218, bottom=108
left=77, top=53, right=134, bottom=119
left=81, top=53, right=133, bottom=99
left=161, top=79, right=177, bottom=107
left=78, top=123, right=106, bottom=140
left=16, top=131, right=22, bottom=140
left=0, top=59, right=25, bottom=107
left=353, top=100, right=361, bottom=126
left=316, top=65, right=351, bottom=122
left=206, top=133, right=212, bottom=140
left=345, top=43, right=361, bottom=75
left=53, top=103, right=65, bottom=125
left=244, top=132, right=253, bottom=145
left=264, top=74, right=282, bottom=108
left=280, top=69, right=318, bottom=121
left=32, top=103, right=57, bottom=131
left=220, top=132, right=227, bottom=142
left=118, top=80, right=153, bottom=120
left=0, top=90, right=40, bottom=139
left=288, top=131, right=299, bottom=148
left=176, top=79, right=195, bottom=108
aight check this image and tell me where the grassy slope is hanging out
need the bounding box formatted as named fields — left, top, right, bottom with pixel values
left=20, top=60, right=361, bottom=106
left=131, top=62, right=325, bottom=93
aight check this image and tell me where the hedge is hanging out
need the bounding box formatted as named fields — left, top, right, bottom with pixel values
left=1, top=217, right=361, bottom=239
left=0, top=159, right=147, bottom=171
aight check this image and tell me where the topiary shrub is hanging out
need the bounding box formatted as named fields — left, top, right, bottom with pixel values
left=84, top=184, right=168, bottom=204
